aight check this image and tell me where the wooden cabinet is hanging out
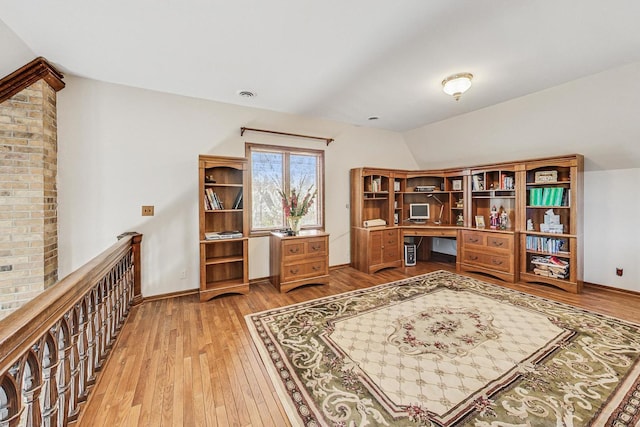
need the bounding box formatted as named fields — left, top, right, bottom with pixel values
left=199, top=155, right=249, bottom=302
left=269, top=230, right=329, bottom=292
left=352, top=227, right=401, bottom=273
left=517, top=155, right=583, bottom=293
left=458, top=229, right=517, bottom=282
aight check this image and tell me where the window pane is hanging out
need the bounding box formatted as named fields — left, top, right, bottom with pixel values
left=251, top=151, right=284, bottom=229
left=290, top=154, right=319, bottom=226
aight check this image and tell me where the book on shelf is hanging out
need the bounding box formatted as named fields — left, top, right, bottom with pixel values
left=472, top=175, right=484, bottom=191
left=530, top=187, right=565, bottom=206
left=205, top=188, right=224, bottom=209
left=232, top=190, right=243, bottom=209
left=205, top=231, right=243, bottom=240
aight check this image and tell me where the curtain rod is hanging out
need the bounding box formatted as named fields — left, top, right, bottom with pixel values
left=240, top=127, right=334, bottom=146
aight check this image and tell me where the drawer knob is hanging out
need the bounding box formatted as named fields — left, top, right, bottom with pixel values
left=492, top=241, right=504, bottom=247
left=470, top=255, right=478, bottom=260
left=288, top=247, right=300, bottom=254
left=311, top=244, right=321, bottom=250
left=492, top=259, right=503, bottom=265
left=289, top=268, right=299, bottom=274
left=469, top=238, right=479, bottom=243
left=312, top=265, right=320, bottom=271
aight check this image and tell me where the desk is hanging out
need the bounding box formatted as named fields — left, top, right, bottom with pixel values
left=401, top=225, right=458, bottom=262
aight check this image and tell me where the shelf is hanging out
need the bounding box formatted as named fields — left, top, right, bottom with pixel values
left=525, top=249, right=571, bottom=258
left=205, top=255, right=245, bottom=265
left=526, top=180, right=571, bottom=186
left=519, top=271, right=578, bottom=293
left=526, top=205, right=569, bottom=209
left=201, top=237, right=248, bottom=244
left=203, top=278, right=246, bottom=290
left=205, top=209, right=244, bottom=213
left=472, top=195, right=516, bottom=199
left=522, top=231, right=576, bottom=238
left=205, top=183, right=243, bottom=187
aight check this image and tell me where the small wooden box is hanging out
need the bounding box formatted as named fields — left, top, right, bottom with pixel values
left=534, top=170, right=558, bottom=183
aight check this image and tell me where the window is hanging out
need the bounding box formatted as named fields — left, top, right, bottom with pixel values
left=246, top=143, right=324, bottom=234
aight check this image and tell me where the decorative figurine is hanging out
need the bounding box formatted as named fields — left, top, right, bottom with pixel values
left=527, top=219, right=534, bottom=231
left=490, top=205, right=499, bottom=229
left=499, top=209, right=509, bottom=230
left=456, top=213, right=464, bottom=226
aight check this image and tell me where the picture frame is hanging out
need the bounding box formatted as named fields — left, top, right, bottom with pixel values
left=452, top=179, right=462, bottom=191
left=475, top=215, right=486, bottom=228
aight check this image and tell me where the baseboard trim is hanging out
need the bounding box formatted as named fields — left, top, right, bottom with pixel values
left=584, top=281, right=640, bottom=297
left=143, top=288, right=199, bottom=302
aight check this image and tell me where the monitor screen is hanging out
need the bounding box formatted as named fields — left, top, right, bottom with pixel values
left=409, top=203, right=430, bottom=220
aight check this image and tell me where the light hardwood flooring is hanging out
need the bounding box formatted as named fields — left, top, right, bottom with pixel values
left=77, top=262, right=640, bottom=426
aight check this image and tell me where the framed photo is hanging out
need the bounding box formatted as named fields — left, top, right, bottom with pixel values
left=452, top=179, right=462, bottom=191
left=475, top=215, right=486, bottom=228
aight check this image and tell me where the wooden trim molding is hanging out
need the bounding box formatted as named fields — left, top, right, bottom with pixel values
left=584, top=281, right=640, bottom=297
left=0, top=56, right=65, bottom=103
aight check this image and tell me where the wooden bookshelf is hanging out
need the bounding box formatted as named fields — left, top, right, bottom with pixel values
left=199, top=155, right=249, bottom=301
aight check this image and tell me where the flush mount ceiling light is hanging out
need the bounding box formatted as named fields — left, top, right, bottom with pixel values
left=442, top=73, right=473, bottom=101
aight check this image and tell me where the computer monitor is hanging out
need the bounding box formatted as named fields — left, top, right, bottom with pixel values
left=409, top=203, right=430, bottom=221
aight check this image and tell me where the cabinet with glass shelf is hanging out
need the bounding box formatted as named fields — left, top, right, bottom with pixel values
left=518, top=155, right=583, bottom=293
left=199, top=155, right=249, bottom=301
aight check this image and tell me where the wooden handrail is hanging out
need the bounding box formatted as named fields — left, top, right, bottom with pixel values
left=0, top=233, right=142, bottom=426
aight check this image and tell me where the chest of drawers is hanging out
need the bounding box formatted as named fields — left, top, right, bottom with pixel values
left=458, top=229, right=517, bottom=282
left=270, top=230, right=330, bottom=292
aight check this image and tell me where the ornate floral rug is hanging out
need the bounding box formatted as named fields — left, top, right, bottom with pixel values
left=246, top=271, right=640, bottom=426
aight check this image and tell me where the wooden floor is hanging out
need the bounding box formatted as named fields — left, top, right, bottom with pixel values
left=78, top=262, right=640, bottom=426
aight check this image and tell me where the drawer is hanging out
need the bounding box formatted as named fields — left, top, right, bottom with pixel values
left=486, top=235, right=512, bottom=252
left=462, top=250, right=512, bottom=273
left=282, top=258, right=328, bottom=281
left=484, top=253, right=511, bottom=272
left=283, top=241, right=306, bottom=258
left=305, top=238, right=327, bottom=256
left=462, top=250, right=484, bottom=265
left=461, top=231, right=485, bottom=246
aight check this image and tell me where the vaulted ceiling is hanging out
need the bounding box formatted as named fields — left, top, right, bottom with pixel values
left=3, top=1, right=640, bottom=131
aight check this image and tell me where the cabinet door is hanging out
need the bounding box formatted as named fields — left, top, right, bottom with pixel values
left=368, top=231, right=383, bottom=265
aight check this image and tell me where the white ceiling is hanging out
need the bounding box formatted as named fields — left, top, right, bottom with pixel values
left=3, top=1, right=640, bottom=132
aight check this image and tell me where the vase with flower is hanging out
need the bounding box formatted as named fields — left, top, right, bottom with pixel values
left=279, top=184, right=317, bottom=235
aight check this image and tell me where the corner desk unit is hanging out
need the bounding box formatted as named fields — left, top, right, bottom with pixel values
left=354, top=224, right=517, bottom=283
left=350, top=154, right=583, bottom=293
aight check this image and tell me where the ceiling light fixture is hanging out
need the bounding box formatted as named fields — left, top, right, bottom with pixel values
left=442, top=73, right=473, bottom=101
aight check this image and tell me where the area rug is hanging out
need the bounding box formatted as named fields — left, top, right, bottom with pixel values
left=246, top=271, right=640, bottom=426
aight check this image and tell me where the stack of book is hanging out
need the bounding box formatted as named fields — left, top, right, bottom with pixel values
left=205, top=231, right=243, bottom=240
left=531, top=256, right=569, bottom=279
left=529, top=187, right=566, bottom=206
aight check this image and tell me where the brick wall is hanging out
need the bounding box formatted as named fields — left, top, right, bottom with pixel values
left=0, top=80, right=59, bottom=319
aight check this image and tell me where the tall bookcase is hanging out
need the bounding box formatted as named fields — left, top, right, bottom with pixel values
left=517, top=155, right=583, bottom=293
left=199, top=155, right=249, bottom=301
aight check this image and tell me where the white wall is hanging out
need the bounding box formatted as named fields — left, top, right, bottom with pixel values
left=0, top=18, right=34, bottom=77
left=57, top=76, right=418, bottom=297
left=404, top=61, right=640, bottom=291
left=584, top=169, right=640, bottom=292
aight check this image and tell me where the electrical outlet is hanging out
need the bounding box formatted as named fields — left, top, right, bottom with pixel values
left=180, top=269, right=187, bottom=279
left=141, top=205, right=154, bottom=216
